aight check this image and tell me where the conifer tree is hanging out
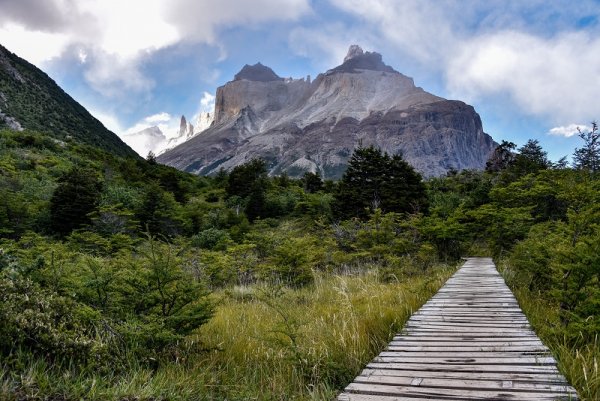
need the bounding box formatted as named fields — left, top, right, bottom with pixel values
left=49, top=167, right=102, bottom=236
left=573, top=122, right=600, bottom=174
left=333, top=146, right=427, bottom=219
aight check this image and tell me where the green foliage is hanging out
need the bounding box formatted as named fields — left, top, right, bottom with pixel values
left=511, top=139, right=551, bottom=176
left=267, top=237, right=315, bottom=287
left=2, top=118, right=599, bottom=399
left=191, top=227, right=231, bottom=250
left=333, top=146, right=428, bottom=219
left=302, top=171, right=324, bottom=193
left=224, top=158, right=271, bottom=221
left=573, top=122, right=600, bottom=174
left=0, top=271, right=109, bottom=367
left=118, top=237, right=214, bottom=338
left=135, top=183, right=185, bottom=236
left=49, top=167, right=103, bottom=236
left=225, top=158, right=268, bottom=199
left=485, top=140, right=516, bottom=172
left=0, top=45, right=137, bottom=158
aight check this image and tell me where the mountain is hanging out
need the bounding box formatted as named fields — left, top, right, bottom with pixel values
left=158, top=45, right=497, bottom=178
left=0, top=44, right=137, bottom=158
left=123, top=126, right=167, bottom=156
left=125, top=112, right=215, bottom=157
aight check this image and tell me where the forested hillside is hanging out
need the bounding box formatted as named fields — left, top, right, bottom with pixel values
left=0, top=45, right=137, bottom=158
left=0, top=125, right=598, bottom=400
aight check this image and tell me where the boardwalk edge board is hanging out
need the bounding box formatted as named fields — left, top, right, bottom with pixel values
left=337, top=257, right=579, bottom=401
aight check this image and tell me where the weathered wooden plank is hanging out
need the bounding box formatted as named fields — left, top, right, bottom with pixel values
left=391, top=336, right=544, bottom=343
left=378, top=351, right=551, bottom=358
left=337, top=257, right=579, bottom=400
left=405, top=321, right=531, bottom=328
left=360, top=368, right=569, bottom=384
left=366, top=362, right=561, bottom=374
left=353, top=374, right=576, bottom=393
left=344, top=382, right=574, bottom=401
left=373, top=356, right=557, bottom=364
left=387, top=345, right=547, bottom=351
left=339, top=393, right=572, bottom=401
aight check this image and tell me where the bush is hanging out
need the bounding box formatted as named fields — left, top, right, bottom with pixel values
left=266, top=237, right=315, bottom=287
left=49, top=167, right=102, bottom=236
left=0, top=272, right=109, bottom=367
left=191, top=228, right=232, bottom=250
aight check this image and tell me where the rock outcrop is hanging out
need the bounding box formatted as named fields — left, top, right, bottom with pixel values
left=158, top=45, right=496, bottom=178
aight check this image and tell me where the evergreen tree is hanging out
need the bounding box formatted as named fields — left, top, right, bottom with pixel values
left=486, top=140, right=516, bottom=172
left=226, top=159, right=269, bottom=221
left=573, top=122, right=600, bottom=174
left=333, top=146, right=427, bottom=219
left=226, top=159, right=268, bottom=199
left=49, top=167, right=102, bottom=236
left=302, top=171, right=324, bottom=193
left=511, top=139, right=551, bottom=176
left=136, top=183, right=183, bottom=236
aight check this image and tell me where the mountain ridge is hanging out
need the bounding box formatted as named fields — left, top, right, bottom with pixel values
left=159, top=45, right=498, bottom=177
left=0, top=43, right=138, bottom=158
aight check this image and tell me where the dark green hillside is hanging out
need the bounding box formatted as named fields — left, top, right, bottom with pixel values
left=0, top=44, right=137, bottom=158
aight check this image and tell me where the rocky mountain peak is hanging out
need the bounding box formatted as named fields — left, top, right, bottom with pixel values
left=234, top=62, right=283, bottom=82
left=329, top=45, right=396, bottom=74
left=344, top=44, right=364, bottom=62
left=158, top=45, right=496, bottom=178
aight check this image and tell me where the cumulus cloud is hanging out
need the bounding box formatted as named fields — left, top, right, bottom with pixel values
left=548, top=124, right=591, bottom=138
left=199, top=92, right=215, bottom=112
left=325, top=0, right=460, bottom=63
left=289, top=23, right=377, bottom=69
left=0, top=0, right=310, bottom=99
left=164, top=0, right=310, bottom=43
left=82, top=49, right=155, bottom=98
left=87, top=107, right=124, bottom=134
left=145, top=112, right=172, bottom=123
left=0, top=0, right=76, bottom=32
left=0, top=23, right=71, bottom=65
left=312, top=0, right=600, bottom=127
left=447, top=31, right=600, bottom=124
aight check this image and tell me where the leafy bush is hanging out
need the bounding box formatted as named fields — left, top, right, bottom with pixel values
left=191, top=228, right=231, bottom=250
left=0, top=272, right=109, bottom=367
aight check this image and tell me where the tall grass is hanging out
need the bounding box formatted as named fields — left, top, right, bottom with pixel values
left=500, top=260, right=599, bottom=401
left=1, top=265, right=454, bottom=400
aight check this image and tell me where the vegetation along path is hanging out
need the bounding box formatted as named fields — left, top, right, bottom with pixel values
left=338, top=257, right=578, bottom=401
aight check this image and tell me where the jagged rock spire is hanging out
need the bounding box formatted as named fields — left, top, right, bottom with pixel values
left=344, top=45, right=364, bottom=62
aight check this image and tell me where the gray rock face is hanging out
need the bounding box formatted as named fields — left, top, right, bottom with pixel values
left=158, top=45, right=497, bottom=178
left=234, top=62, right=283, bottom=82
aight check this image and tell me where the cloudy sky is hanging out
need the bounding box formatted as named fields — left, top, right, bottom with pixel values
left=1, top=0, right=599, bottom=160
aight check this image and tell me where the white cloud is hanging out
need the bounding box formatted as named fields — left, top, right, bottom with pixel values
left=0, top=0, right=311, bottom=99
left=145, top=112, right=172, bottom=123
left=77, top=0, right=179, bottom=58
left=77, top=49, right=88, bottom=64
left=289, top=23, right=376, bottom=69
left=164, top=0, right=311, bottom=43
left=315, top=0, right=600, bottom=126
left=0, top=23, right=70, bottom=65
left=326, top=0, right=459, bottom=63
left=548, top=124, right=591, bottom=138
left=123, top=127, right=168, bottom=157
left=82, top=107, right=122, bottom=134
left=447, top=31, right=600, bottom=124
left=82, top=50, right=155, bottom=98
left=199, top=92, right=215, bottom=112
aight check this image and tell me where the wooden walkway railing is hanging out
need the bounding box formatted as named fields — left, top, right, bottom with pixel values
left=338, top=257, right=578, bottom=401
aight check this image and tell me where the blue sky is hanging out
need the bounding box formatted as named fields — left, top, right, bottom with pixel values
left=1, top=0, right=599, bottom=161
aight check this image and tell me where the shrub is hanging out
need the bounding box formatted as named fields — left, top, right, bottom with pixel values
left=191, top=228, right=232, bottom=250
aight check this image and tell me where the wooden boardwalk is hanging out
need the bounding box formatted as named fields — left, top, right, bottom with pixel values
left=338, top=257, right=578, bottom=401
